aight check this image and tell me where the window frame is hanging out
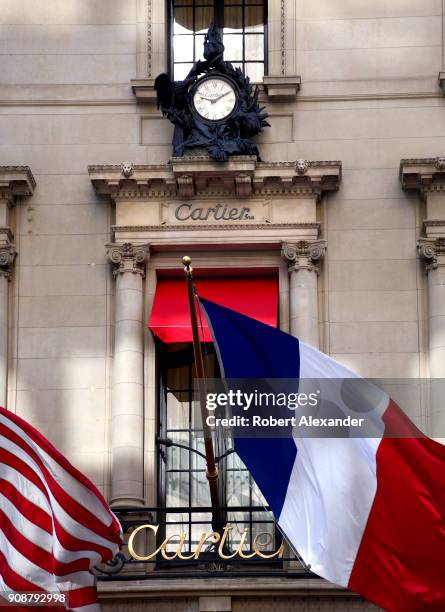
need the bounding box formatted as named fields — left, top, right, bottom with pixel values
left=167, top=0, right=268, bottom=83
left=156, top=338, right=281, bottom=562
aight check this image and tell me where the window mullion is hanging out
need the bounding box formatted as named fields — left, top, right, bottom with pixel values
left=215, top=0, right=224, bottom=30
left=242, top=0, right=245, bottom=73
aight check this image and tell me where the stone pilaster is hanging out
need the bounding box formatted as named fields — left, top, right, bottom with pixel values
left=281, top=240, right=326, bottom=348
left=0, top=244, right=15, bottom=408
left=401, top=158, right=445, bottom=440
left=0, top=166, right=35, bottom=408
left=106, top=242, right=150, bottom=507
left=417, top=237, right=445, bottom=378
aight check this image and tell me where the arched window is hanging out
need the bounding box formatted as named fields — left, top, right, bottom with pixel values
left=169, top=0, right=266, bottom=82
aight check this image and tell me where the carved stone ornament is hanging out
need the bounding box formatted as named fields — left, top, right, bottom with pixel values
left=418, top=237, right=445, bottom=273
left=296, top=160, right=309, bottom=175
left=281, top=240, right=326, bottom=274
left=89, top=159, right=342, bottom=201
left=177, top=175, right=194, bottom=199
left=235, top=174, right=252, bottom=197
left=106, top=243, right=150, bottom=277
left=121, top=162, right=134, bottom=178
left=435, top=157, right=445, bottom=171
left=0, top=243, right=16, bottom=280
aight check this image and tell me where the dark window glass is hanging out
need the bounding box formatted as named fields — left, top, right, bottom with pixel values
left=170, top=0, right=266, bottom=81
left=158, top=341, right=277, bottom=554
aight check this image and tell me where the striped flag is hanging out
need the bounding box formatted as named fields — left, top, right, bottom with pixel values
left=0, top=406, right=122, bottom=611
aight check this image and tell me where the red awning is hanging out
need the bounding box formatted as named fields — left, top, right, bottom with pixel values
left=148, top=276, right=278, bottom=343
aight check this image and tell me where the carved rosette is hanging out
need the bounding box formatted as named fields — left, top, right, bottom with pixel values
left=0, top=244, right=16, bottom=280
left=418, top=237, right=445, bottom=273
left=281, top=240, right=326, bottom=274
left=106, top=243, right=150, bottom=278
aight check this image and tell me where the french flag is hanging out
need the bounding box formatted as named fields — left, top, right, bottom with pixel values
left=200, top=297, right=445, bottom=612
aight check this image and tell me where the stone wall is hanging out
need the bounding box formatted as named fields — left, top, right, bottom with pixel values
left=0, top=1, right=143, bottom=499
left=0, top=0, right=442, bottom=562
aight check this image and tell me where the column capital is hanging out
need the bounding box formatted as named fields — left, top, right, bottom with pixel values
left=418, top=237, right=445, bottom=273
left=0, top=243, right=16, bottom=280
left=106, top=242, right=150, bottom=278
left=281, top=240, right=326, bottom=274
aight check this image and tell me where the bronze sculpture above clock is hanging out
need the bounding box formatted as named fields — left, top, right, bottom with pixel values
left=154, top=24, right=269, bottom=162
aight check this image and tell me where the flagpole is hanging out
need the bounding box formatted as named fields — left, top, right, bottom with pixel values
left=182, top=256, right=222, bottom=533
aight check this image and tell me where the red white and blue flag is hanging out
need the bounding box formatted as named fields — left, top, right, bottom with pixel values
left=0, top=406, right=122, bottom=611
left=201, top=297, right=445, bottom=612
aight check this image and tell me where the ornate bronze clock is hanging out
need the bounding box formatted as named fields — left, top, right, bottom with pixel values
left=154, top=23, right=269, bottom=162
left=190, top=74, right=238, bottom=123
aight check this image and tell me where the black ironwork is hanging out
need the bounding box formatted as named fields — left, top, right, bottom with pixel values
left=157, top=435, right=235, bottom=463
left=95, top=506, right=314, bottom=581
left=155, top=23, right=269, bottom=161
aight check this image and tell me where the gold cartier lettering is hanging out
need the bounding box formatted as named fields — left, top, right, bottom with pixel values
left=218, top=523, right=237, bottom=559
left=193, top=531, right=221, bottom=559
left=161, top=532, right=188, bottom=560
left=253, top=532, right=284, bottom=559
left=235, top=528, right=256, bottom=560
left=127, top=523, right=161, bottom=561
left=127, top=524, right=282, bottom=561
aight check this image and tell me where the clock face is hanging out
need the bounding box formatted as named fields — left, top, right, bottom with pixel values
left=192, top=77, right=237, bottom=122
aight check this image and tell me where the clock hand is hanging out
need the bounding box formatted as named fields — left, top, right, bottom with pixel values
left=211, top=91, right=231, bottom=104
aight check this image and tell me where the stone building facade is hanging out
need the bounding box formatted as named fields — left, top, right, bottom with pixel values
left=1, top=1, right=445, bottom=610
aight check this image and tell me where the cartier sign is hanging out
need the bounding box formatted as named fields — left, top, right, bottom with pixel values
left=128, top=522, right=283, bottom=561
left=175, top=203, right=255, bottom=222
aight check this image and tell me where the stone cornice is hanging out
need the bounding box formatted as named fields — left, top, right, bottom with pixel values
left=97, top=576, right=350, bottom=599
left=281, top=240, right=327, bottom=275
left=89, top=158, right=341, bottom=201
left=130, top=78, right=157, bottom=102
left=112, top=222, right=321, bottom=233
left=423, top=219, right=445, bottom=237
left=399, top=157, right=445, bottom=193
left=131, top=78, right=302, bottom=103
left=105, top=242, right=150, bottom=278
left=0, top=227, right=13, bottom=243
left=263, top=76, right=302, bottom=100
left=0, top=166, right=36, bottom=205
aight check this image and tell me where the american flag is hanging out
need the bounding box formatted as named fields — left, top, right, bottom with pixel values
left=0, top=406, right=123, bottom=611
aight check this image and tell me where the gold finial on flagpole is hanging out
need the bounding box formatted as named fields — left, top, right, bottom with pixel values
left=182, top=255, right=192, bottom=277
